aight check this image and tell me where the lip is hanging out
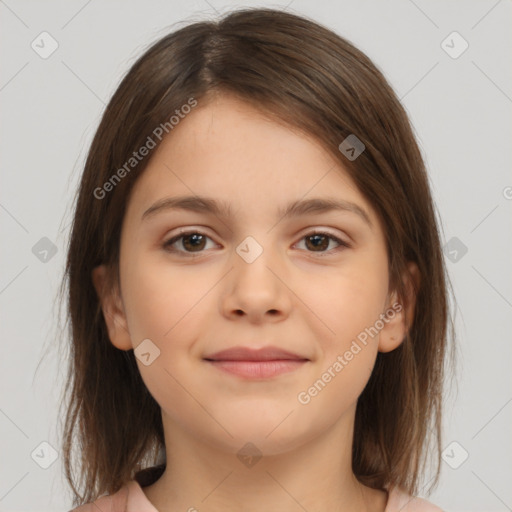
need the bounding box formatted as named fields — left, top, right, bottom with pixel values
left=203, top=346, right=309, bottom=380
left=204, top=346, right=308, bottom=361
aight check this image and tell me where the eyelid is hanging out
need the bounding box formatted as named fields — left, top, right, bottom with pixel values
left=162, top=228, right=218, bottom=255
left=296, top=227, right=350, bottom=245
left=162, top=227, right=351, bottom=255
left=294, top=229, right=351, bottom=253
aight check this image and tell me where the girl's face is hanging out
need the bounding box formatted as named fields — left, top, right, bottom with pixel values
left=94, top=94, right=413, bottom=456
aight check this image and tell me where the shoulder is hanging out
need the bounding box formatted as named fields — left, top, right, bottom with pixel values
left=385, top=485, right=444, bottom=512
left=68, top=472, right=161, bottom=512
left=68, top=481, right=130, bottom=512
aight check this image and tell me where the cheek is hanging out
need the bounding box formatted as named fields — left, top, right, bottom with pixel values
left=303, top=255, right=389, bottom=349
left=120, top=251, right=209, bottom=346
left=296, top=350, right=375, bottom=424
left=296, top=262, right=387, bottom=413
left=119, top=254, right=210, bottom=413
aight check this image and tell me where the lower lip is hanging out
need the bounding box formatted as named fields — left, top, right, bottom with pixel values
left=206, top=359, right=307, bottom=379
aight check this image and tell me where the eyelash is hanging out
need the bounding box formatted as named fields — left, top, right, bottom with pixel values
left=162, top=230, right=350, bottom=257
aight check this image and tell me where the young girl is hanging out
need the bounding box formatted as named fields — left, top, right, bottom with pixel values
left=62, top=7, right=455, bottom=512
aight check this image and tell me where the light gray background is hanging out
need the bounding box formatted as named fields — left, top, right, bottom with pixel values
left=1, top=1, right=511, bottom=511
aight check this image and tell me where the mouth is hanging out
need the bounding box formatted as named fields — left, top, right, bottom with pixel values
left=203, top=346, right=309, bottom=379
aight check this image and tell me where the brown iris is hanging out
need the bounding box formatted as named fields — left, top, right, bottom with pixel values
left=181, top=233, right=207, bottom=252
left=305, top=234, right=329, bottom=251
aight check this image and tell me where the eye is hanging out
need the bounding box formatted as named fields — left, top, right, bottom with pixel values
left=162, top=231, right=216, bottom=255
left=162, top=229, right=349, bottom=256
left=294, top=231, right=350, bottom=254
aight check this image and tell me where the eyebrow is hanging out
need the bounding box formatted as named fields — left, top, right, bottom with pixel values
left=141, top=195, right=372, bottom=228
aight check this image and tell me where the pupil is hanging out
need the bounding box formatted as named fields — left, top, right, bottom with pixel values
left=308, top=234, right=327, bottom=251
left=181, top=234, right=329, bottom=252
left=184, top=234, right=205, bottom=251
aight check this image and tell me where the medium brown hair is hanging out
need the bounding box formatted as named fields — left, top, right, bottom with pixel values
left=59, top=7, right=456, bottom=506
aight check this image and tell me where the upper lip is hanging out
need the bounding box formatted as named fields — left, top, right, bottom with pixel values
left=204, top=346, right=308, bottom=361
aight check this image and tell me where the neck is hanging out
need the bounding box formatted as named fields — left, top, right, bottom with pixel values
left=142, top=405, right=387, bottom=512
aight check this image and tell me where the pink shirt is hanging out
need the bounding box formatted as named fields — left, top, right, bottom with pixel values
left=69, top=479, right=444, bottom=511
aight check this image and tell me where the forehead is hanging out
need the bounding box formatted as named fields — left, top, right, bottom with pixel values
left=124, top=94, right=380, bottom=229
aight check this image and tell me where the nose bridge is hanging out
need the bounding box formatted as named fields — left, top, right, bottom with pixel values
left=225, top=231, right=289, bottom=318
left=233, top=232, right=279, bottom=286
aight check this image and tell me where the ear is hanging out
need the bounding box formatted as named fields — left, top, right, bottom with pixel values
left=92, top=264, right=132, bottom=351
left=378, top=261, right=420, bottom=353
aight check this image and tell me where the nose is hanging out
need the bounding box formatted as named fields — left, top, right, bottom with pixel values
left=221, top=239, right=292, bottom=323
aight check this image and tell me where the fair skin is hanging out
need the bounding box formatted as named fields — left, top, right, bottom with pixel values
left=93, top=93, right=418, bottom=512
